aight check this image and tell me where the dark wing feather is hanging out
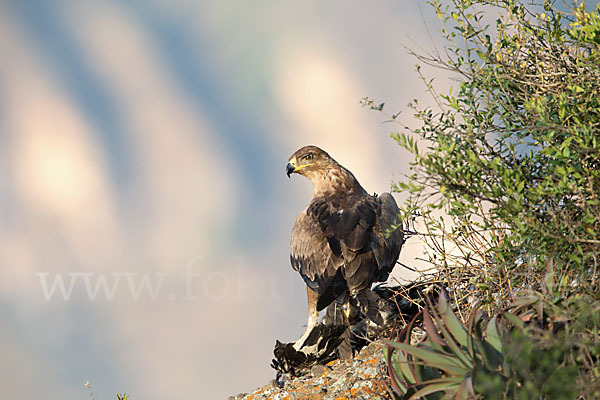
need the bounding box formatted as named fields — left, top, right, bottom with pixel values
left=292, top=191, right=404, bottom=315
left=307, top=194, right=377, bottom=255
left=307, top=194, right=381, bottom=293
left=290, top=211, right=346, bottom=309
left=370, top=192, right=405, bottom=282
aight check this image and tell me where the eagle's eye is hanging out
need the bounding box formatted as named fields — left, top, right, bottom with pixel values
left=304, top=153, right=314, bottom=161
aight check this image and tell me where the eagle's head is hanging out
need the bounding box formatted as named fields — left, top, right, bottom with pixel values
left=286, top=145, right=361, bottom=195
left=286, top=145, right=332, bottom=179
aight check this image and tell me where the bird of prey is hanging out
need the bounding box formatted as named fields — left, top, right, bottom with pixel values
left=286, top=145, right=404, bottom=352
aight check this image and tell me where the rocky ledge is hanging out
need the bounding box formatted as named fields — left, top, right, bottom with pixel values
left=228, top=341, right=392, bottom=400
left=228, top=284, right=430, bottom=400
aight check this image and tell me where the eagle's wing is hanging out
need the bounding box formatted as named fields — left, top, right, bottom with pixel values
left=307, top=194, right=372, bottom=288
left=290, top=211, right=346, bottom=305
left=293, top=192, right=404, bottom=313
left=370, top=192, right=405, bottom=282
left=307, top=192, right=404, bottom=285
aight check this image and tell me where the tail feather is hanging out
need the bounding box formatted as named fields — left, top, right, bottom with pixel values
left=323, top=302, right=353, bottom=359
left=336, top=326, right=352, bottom=359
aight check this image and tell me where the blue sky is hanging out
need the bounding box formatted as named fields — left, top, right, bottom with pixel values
left=0, top=0, right=444, bottom=398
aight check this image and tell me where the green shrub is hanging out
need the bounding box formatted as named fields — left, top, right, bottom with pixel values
left=376, top=0, right=600, bottom=398
left=367, top=0, right=600, bottom=301
left=386, top=289, right=594, bottom=399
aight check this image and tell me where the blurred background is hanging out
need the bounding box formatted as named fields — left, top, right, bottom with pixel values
left=0, top=0, right=445, bottom=398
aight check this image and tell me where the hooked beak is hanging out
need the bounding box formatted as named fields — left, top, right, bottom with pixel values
left=286, top=156, right=311, bottom=178
left=286, top=162, right=296, bottom=178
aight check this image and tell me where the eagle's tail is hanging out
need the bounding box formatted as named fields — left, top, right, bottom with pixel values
left=323, top=302, right=352, bottom=359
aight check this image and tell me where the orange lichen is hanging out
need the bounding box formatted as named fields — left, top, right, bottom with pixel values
left=364, top=358, right=378, bottom=366
left=236, top=343, right=392, bottom=400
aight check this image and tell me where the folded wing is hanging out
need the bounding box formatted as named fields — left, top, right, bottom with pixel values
left=291, top=191, right=404, bottom=313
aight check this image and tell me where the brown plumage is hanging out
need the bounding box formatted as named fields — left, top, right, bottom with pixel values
left=286, top=145, right=404, bottom=353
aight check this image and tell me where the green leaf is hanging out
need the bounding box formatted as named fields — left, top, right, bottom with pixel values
left=485, top=316, right=503, bottom=353
left=384, top=341, right=469, bottom=374
left=407, top=377, right=463, bottom=400
left=438, top=292, right=469, bottom=348
left=501, top=313, right=525, bottom=329
left=423, top=306, right=448, bottom=351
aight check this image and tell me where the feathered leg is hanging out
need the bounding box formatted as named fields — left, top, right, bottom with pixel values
left=293, top=286, right=319, bottom=351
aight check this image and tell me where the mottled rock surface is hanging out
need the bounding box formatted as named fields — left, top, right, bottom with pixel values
left=229, top=284, right=431, bottom=399
left=229, top=341, right=392, bottom=400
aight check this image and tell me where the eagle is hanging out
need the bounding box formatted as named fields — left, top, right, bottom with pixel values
left=286, top=145, right=405, bottom=353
